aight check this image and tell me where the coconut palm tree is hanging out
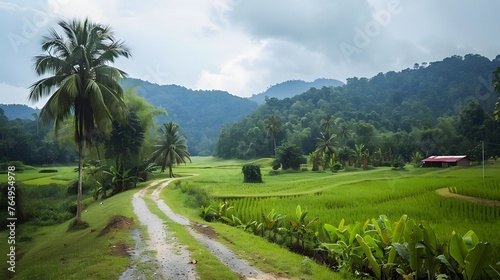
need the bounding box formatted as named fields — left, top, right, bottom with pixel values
left=151, top=121, right=191, bottom=178
left=320, top=114, right=336, bottom=134
left=28, top=18, right=130, bottom=224
left=265, top=115, right=282, bottom=157
left=315, top=131, right=336, bottom=170
left=337, top=122, right=352, bottom=146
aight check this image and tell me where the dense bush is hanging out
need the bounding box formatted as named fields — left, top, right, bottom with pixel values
left=0, top=182, right=75, bottom=227
left=0, top=161, right=25, bottom=172
left=39, top=169, right=58, bottom=173
left=174, top=180, right=213, bottom=208
left=242, top=164, right=263, bottom=183
left=66, top=180, right=92, bottom=195
left=331, top=163, right=342, bottom=172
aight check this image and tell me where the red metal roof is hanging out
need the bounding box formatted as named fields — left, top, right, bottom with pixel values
left=422, top=156, right=467, bottom=163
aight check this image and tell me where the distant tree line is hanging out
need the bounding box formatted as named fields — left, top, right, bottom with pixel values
left=215, top=54, right=500, bottom=167
left=0, top=108, right=76, bottom=164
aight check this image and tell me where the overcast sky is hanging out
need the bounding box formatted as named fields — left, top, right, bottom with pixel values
left=1, top=0, right=499, bottom=108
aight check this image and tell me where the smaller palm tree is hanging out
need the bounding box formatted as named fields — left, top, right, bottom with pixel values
left=265, top=115, right=282, bottom=157
left=320, top=114, right=336, bottom=134
left=315, top=131, right=336, bottom=170
left=337, top=122, right=352, bottom=146
left=151, top=122, right=191, bottom=178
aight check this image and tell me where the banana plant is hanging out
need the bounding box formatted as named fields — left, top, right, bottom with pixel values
left=290, top=205, right=319, bottom=250
left=221, top=214, right=243, bottom=227
left=92, top=181, right=107, bottom=200
left=322, top=219, right=365, bottom=272
left=449, top=230, right=496, bottom=280
left=200, top=205, right=217, bottom=222
left=262, top=209, right=287, bottom=242
left=244, top=220, right=264, bottom=236
left=356, top=234, right=382, bottom=279
left=215, top=200, right=233, bottom=220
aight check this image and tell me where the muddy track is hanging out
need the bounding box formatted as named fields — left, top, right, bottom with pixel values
left=121, top=177, right=276, bottom=280
left=436, top=188, right=500, bottom=207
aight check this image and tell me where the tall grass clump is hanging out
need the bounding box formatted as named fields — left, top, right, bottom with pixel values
left=173, top=179, right=213, bottom=208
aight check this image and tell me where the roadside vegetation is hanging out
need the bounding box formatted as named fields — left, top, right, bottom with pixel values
left=165, top=157, right=500, bottom=279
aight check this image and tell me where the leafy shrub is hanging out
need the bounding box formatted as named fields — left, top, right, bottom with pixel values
left=344, top=166, right=358, bottom=172
left=66, top=180, right=92, bottom=195
left=200, top=205, right=218, bottom=222
left=66, top=203, right=77, bottom=215
left=392, top=156, right=406, bottom=170
left=39, top=169, right=58, bottom=173
left=274, top=142, right=306, bottom=170
left=242, top=164, right=263, bottom=183
left=272, top=162, right=280, bottom=170
left=362, top=165, right=375, bottom=170
left=268, top=170, right=280, bottom=176
left=0, top=161, right=25, bottom=172
left=175, top=180, right=213, bottom=208
left=382, top=161, right=392, bottom=167
left=331, top=163, right=342, bottom=171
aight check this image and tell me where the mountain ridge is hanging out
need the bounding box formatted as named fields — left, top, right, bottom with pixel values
left=249, top=78, right=344, bottom=104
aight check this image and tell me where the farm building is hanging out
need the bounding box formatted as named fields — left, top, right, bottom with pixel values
left=421, top=155, right=471, bottom=168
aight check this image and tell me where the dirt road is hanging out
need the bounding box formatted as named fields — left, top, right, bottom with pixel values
left=120, top=178, right=276, bottom=280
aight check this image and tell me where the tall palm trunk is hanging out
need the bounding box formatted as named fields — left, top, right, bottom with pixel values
left=76, top=140, right=84, bottom=222
left=273, top=136, right=277, bottom=158
left=169, top=165, right=174, bottom=178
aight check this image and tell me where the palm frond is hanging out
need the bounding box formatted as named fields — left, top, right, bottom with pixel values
left=33, top=54, right=73, bottom=76
left=58, top=19, right=78, bottom=48
left=41, top=28, right=71, bottom=58
left=29, top=74, right=68, bottom=102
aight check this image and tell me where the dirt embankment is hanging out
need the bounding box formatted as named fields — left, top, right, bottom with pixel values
left=435, top=188, right=500, bottom=207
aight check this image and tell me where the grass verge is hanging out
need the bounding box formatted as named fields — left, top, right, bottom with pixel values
left=1, top=190, right=136, bottom=279
left=159, top=183, right=348, bottom=280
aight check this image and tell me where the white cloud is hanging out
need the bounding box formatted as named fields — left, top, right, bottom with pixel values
left=0, top=82, right=47, bottom=108
left=1, top=0, right=500, bottom=105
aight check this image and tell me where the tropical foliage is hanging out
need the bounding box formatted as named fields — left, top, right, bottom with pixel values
left=151, top=121, right=191, bottom=178
left=215, top=54, right=500, bottom=161
left=28, top=18, right=130, bottom=224
left=202, top=200, right=500, bottom=279
left=242, top=163, right=263, bottom=183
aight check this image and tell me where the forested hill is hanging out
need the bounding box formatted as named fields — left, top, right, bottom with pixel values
left=0, top=104, right=40, bottom=120
left=249, top=78, right=344, bottom=104
left=215, top=54, right=500, bottom=160
left=120, top=78, right=259, bottom=156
